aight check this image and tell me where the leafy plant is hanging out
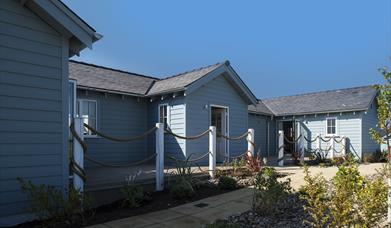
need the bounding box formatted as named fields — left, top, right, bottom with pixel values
left=300, top=160, right=387, bottom=227
left=299, top=166, right=330, bottom=228
left=252, top=167, right=291, bottom=215
left=217, top=176, right=237, bottom=190
left=245, top=151, right=262, bottom=173
left=18, top=177, right=93, bottom=227
left=121, top=171, right=146, bottom=208
left=170, top=178, right=195, bottom=199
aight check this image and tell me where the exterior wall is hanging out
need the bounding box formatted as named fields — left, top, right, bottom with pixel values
left=248, top=114, right=277, bottom=158
left=77, top=90, right=149, bottom=167
left=147, top=96, right=186, bottom=162
left=276, top=112, right=363, bottom=159
left=186, top=75, right=249, bottom=164
left=0, top=0, right=68, bottom=225
left=362, top=101, right=380, bottom=154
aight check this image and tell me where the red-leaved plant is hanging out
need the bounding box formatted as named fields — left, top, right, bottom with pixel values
left=245, top=150, right=262, bottom=173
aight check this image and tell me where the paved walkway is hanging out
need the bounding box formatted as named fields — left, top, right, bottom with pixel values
left=88, top=188, right=253, bottom=228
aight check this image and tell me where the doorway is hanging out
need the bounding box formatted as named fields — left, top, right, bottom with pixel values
left=282, top=121, right=296, bottom=155
left=211, top=106, right=228, bottom=162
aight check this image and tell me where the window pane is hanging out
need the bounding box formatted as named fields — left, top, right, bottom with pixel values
left=82, top=101, right=88, bottom=115
left=89, top=102, right=96, bottom=117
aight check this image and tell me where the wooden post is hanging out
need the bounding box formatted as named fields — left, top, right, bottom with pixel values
left=73, top=117, right=84, bottom=192
left=278, top=130, right=284, bottom=166
left=247, top=128, right=255, bottom=156
left=342, top=136, right=346, bottom=156
left=330, top=137, right=335, bottom=158
left=316, top=133, right=321, bottom=156
left=209, top=126, right=216, bottom=179
left=155, top=123, right=164, bottom=191
left=300, top=135, right=305, bottom=163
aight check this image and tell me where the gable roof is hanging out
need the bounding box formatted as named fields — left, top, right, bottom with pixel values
left=69, top=61, right=157, bottom=95
left=69, top=60, right=258, bottom=104
left=23, top=0, right=101, bottom=56
left=248, top=100, right=274, bottom=116
left=259, top=85, right=378, bottom=116
left=147, top=62, right=223, bottom=95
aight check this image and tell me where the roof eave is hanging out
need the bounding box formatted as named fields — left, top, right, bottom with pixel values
left=273, top=108, right=369, bottom=117
left=24, top=0, right=101, bottom=56
left=76, top=85, right=145, bottom=97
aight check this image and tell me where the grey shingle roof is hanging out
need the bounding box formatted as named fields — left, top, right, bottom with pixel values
left=248, top=100, right=273, bottom=115
left=69, top=61, right=157, bottom=95
left=147, top=62, right=224, bottom=95
left=260, top=85, right=377, bottom=116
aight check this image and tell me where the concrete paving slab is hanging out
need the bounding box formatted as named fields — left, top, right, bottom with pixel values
left=161, top=215, right=209, bottom=228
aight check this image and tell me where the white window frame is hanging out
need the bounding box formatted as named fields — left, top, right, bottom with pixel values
left=77, top=99, right=98, bottom=138
left=68, top=80, right=77, bottom=122
left=325, top=117, right=337, bottom=136
left=158, top=103, right=170, bottom=130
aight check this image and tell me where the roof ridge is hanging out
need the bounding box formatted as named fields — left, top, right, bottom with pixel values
left=69, top=60, right=160, bottom=80
left=262, top=85, right=376, bottom=101
left=160, top=61, right=225, bottom=81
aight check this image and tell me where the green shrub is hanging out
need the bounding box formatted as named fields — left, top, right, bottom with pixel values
left=170, top=178, right=195, bottom=199
left=121, top=185, right=144, bottom=208
left=18, top=177, right=92, bottom=227
left=217, top=176, right=237, bottom=190
left=121, top=170, right=147, bottom=208
left=252, top=167, right=291, bottom=215
left=300, top=160, right=387, bottom=227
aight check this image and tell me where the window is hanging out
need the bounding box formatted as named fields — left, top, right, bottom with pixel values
left=77, top=99, right=97, bottom=136
left=326, top=118, right=337, bottom=135
left=159, top=104, right=169, bottom=129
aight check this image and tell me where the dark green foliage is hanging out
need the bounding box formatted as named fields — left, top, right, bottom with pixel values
left=121, top=185, right=145, bottom=208
left=170, top=178, right=195, bottom=199
left=18, top=177, right=93, bottom=227
left=217, top=176, right=237, bottom=190
left=252, top=167, right=291, bottom=215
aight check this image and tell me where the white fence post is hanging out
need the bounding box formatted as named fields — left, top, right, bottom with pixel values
left=300, top=135, right=305, bottom=163
left=342, top=136, right=346, bottom=156
left=155, top=123, right=164, bottom=191
left=73, top=117, right=84, bottom=192
left=247, top=128, right=255, bottom=156
left=316, top=133, right=321, bottom=156
left=278, top=130, right=284, bottom=166
left=330, top=137, right=335, bottom=158
left=209, top=126, right=216, bottom=179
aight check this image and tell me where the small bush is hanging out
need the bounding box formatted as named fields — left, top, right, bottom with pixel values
left=245, top=151, right=262, bottom=173
left=252, top=167, right=291, bottom=215
left=300, top=160, right=387, bottom=227
left=217, top=176, right=237, bottom=190
left=170, top=178, right=195, bottom=199
left=362, top=151, right=382, bottom=163
left=18, top=177, right=92, bottom=227
left=121, top=185, right=144, bottom=208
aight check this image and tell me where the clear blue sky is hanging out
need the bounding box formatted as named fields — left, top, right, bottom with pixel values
left=63, top=0, right=391, bottom=98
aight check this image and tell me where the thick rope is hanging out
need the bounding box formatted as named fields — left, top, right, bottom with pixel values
left=166, top=152, right=211, bottom=163
left=70, top=122, right=88, bottom=153
left=165, top=128, right=210, bottom=140
left=304, top=135, right=319, bottom=143
left=85, top=153, right=157, bottom=168
left=320, top=137, right=333, bottom=142
left=219, top=150, right=249, bottom=160
left=217, top=132, right=248, bottom=141
left=284, top=134, right=303, bottom=144
left=84, top=124, right=157, bottom=142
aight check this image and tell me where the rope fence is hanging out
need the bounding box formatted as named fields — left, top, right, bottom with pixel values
left=165, top=128, right=210, bottom=140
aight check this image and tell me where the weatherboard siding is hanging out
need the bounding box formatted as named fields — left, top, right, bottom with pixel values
left=147, top=97, right=186, bottom=163
left=0, top=0, right=67, bottom=224
left=279, top=112, right=363, bottom=159
left=77, top=90, right=149, bottom=167
left=248, top=114, right=277, bottom=158
left=362, top=102, right=380, bottom=154
left=186, top=75, right=248, bottom=164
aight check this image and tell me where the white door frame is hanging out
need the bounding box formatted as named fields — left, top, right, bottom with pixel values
left=209, top=104, right=229, bottom=158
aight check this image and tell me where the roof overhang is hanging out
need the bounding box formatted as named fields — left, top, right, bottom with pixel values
left=22, top=0, right=102, bottom=56
left=184, top=61, right=258, bottom=105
